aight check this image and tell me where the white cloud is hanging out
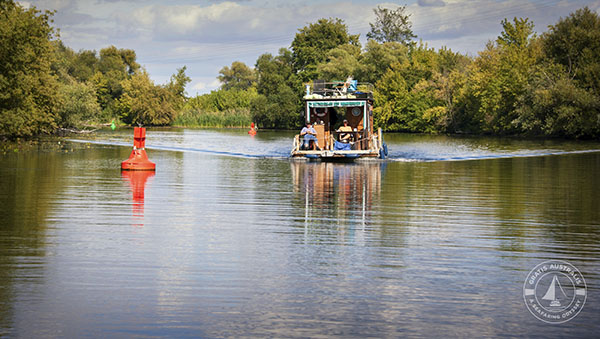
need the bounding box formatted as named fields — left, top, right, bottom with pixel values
left=418, top=0, right=446, bottom=7
left=192, top=79, right=222, bottom=92
left=23, top=0, right=600, bottom=95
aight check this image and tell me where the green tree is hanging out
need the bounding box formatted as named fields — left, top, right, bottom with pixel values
left=52, top=42, right=99, bottom=83
left=252, top=49, right=302, bottom=129
left=374, top=44, right=445, bottom=132
left=92, top=46, right=140, bottom=117
left=72, top=50, right=98, bottom=83
left=357, top=40, right=409, bottom=84
left=0, top=0, right=60, bottom=138
left=56, top=80, right=101, bottom=128
left=316, top=44, right=361, bottom=81
left=218, top=61, right=256, bottom=91
left=514, top=60, right=600, bottom=138
left=367, top=5, right=416, bottom=46
left=458, top=17, right=540, bottom=134
left=372, top=43, right=470, bottom=133
left=291, top=18, right=359, bottom=81
left=543, top=7, right=600, bottom=95
left=166, top=66, right=191, bottom=111
left=119, top=71, right=176, bottom=126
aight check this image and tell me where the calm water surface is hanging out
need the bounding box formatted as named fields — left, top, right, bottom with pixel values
left=1, top=129, right=599, bottom=337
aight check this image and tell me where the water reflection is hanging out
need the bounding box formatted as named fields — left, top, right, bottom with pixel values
left=121, top=170, right=154, bottom=226
left=1, top=131, right=600, bottom=337
left=291, top=161, right=386, bottom=245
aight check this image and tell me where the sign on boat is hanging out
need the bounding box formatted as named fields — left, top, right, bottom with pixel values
left=291, top=79, right=388, bottom=160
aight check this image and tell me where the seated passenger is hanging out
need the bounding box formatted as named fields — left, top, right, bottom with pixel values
left=337, top=119, right=353, bottom=143
left=300, top=122, right=321, bottom=150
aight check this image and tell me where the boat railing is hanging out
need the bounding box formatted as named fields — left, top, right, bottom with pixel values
left=303, top=81, right=374, bottom=100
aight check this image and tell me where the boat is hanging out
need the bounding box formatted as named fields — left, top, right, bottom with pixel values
left=291, top=78, right=388, bottom=160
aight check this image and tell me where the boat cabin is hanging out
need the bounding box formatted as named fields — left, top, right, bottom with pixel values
left=292, top=79, right=386, bottom=160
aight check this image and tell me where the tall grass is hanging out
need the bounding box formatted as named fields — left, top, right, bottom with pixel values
left=174, top=88, right=258, bottom=128
left=174, top=108, right=252, bottom=128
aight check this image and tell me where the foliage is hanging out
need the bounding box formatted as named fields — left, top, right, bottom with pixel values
left=291, top=18, right=360, bottom=82
left=119, top=71, right=176, bottom=126
left=543, top=7, right=600, bottom=96
left=218, top=61, right=256, bottom=91
left=56, top=80, right=101, bottom=128
left=166, top=66, right=191, bottom=111
left=91, top=46, right=141, bottom=117
left=457, top=18, right=540, bottom=134
left=514, top=62, right=600, bottom=138
left=187, top=87, right=258, bottom=112
left=0, top=0, right=60, bottom=138
left=316, top=44, right=362, bottom=81
left=356, top=40, right=409, bottom=84
left=251, top=49, right=303, bottom=129
left=367, top=5, right=416, bottom=46
left=1, top=2, right=599, bottom=139
left=174, top=108, right=252, bottom=128
left=174, top=85, right=257, bottom=128
left=373, top=43, right=466, bottom=133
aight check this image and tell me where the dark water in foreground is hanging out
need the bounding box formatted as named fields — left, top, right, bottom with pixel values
left=1, top=129, right=599, bottom=337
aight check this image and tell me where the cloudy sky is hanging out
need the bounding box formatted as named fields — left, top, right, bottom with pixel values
left=19, top=0, right=600, bottom=95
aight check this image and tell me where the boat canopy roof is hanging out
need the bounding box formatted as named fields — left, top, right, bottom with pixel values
left=307, top=100, right=367, bottom=108
left=303, top=79, right=374, bottom=101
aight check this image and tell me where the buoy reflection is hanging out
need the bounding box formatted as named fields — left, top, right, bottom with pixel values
left=122, top=170, right=155, bottom=226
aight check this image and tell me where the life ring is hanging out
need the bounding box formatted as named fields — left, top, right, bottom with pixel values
left=315, top=107, right=328, bottom=118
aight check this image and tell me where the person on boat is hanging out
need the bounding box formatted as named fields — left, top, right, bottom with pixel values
left=338, top=119, right=353, bottom=143
left=300, top=122, right=321, bottom=150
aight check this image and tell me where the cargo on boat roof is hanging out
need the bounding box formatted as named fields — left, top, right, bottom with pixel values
left=291, top=78, right=387, bottom=161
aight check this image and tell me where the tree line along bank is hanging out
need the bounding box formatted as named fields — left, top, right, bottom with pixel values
left=1, top=1, right=599, bottom=139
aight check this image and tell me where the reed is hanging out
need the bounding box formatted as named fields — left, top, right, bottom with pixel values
left=174, top=108, right=253, bottom=128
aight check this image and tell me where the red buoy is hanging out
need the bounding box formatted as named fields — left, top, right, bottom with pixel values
left=248, top=122, right=257, bottom=136
left=121, top=127, right=156, bottom=171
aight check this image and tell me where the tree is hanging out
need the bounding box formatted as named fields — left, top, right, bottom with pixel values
left=218, top=61, right=256, bottom=91
left=373, top=43, right=457, bottom=133
left=0, top=0, right=60, bottom=138
left=119, top=71, right=176, bottom=126
left=514, top=62, right=600, bottom=138
left=291, top=18, right=359, bottom=81
left=356, top=40, right=409, bottom=84
left=367, top=5, right=416, bottom=46
left=497, top=17, right=534, bottom=47
left=252, top=49, right=302, bottom=129
left=166, top=66, right=191, bottom=110
left=458, top=17, right=540, bottom=134
left=543, top=7, right=600, bottom=95
left=92, top=46, right=140, bottom=117
left=56, top=80, right=101, bottom=128
left=316, top=44, right=361, bottom=81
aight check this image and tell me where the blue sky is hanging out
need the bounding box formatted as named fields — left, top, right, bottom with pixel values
left=20, top=0, right=600, bottom=96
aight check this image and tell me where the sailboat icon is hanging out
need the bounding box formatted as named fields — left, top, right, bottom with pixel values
left=542, top=275, right=567, bottom=307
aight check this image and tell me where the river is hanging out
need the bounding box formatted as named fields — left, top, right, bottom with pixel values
left=1, top=128, right=599, bottom=337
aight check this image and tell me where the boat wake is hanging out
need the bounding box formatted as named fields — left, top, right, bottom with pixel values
left=68, top=139, right=290, bottom=160
left=388, top=149, right=600, bottom=162
left=69, top=139, right=600, bottom=163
